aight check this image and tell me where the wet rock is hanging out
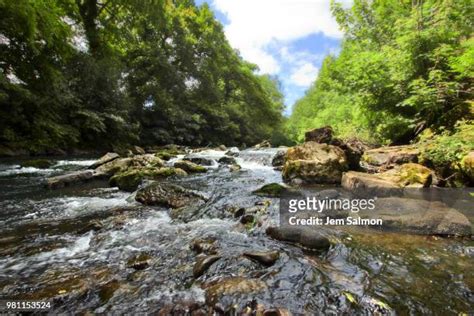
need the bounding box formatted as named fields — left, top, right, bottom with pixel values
left=191, top=238, right=218, bottom=255
left=218, top=144, right=227, bottom=151
left=77, top=220, right=103, bottom=234
left=174, top=160, right=207, bottom=173
left=127, top=253, right=151, bottom=270
left=342, top=163, right=435, bottom=196
left=361, top=145, right=419, bottom=172
left=225, top=147, right=240, bottom=157
left=359, top=197, right=472, bottom=236
left=218, top=156, right=237, bottom=165
left=89, top=152, right=120, bottom=169
left=253, top=183, right=287, bottom=197
left=135, top=182, right=206, bottom=208
left=283, top=142, right=348, bottom=184
left=243, top=250, right=279, bottom=266
left=21, top=159, right=53, bottom=169
left=254, top=140, right=271, bottom=149
left=229, top=164, right=242, bottom=172
left=95, top=157, right=133, bottom=176
left=193, top=255, right=221, bottom=278
left=271, top=150, right=286, bottom=167
left=109, top=167, right=187, bottom=192
left=204, top=277, right=267, bottom=306
left=46, top=170, right=98, bottom=189
left=183, top=156, right=214, bottom=166
left=304, top=126, right=333, bottom=143
left=240, top=214, right=255, bottom=225
left=266, top=226, right=331, bottom=251
left=334, top=138, right=372, bottom=170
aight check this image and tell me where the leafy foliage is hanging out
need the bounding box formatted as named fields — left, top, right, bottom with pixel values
left=287, top=0, right=473, bottom=145
left=0, top=0, right=286, bottom=153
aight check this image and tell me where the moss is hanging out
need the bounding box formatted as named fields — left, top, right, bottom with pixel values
left=253, top=183, right=286, bottom=197
left=461, top=152, right=474, bottom=181
left=396, top=163, right=433, bottom=187
left=174, top=161, right=207, bottom=173
left=155, top=151, right=175, bottom=161
left=109, top=169, right=144, bottom=192
left=110, top=167, right=187, bottom=191
left=21, top=159, right=53, bottom=169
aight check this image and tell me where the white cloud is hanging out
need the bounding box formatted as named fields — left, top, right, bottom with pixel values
left=290, top=62, right=319, bottom=87
left=212, top=0, right=346, bottom=74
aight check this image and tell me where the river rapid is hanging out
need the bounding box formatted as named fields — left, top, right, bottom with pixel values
left=0, top=149, right=473, bottom=314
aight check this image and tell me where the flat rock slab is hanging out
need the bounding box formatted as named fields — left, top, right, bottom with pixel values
left=46, top=170, right=98, bottom=189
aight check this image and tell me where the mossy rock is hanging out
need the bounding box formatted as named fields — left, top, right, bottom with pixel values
left=21, top=159, right=53, bottom=169
left=253, top=183, right=287, bottom=197
left=396, top=163, right=434, bottom=187
left=174, top=160, right=207, bottom=173
left=461, top=151, right=474, bottom=181
left=110, top=167, right=188, bottom=192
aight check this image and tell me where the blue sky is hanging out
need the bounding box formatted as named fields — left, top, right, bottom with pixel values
left=195, top=0, right=349, bottom=115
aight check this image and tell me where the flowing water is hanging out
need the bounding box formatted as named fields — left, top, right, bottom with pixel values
left=0, top=150, right=472, bottom=314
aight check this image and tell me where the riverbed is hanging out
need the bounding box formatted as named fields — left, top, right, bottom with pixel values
left=0, top=149, right=472, bottom=314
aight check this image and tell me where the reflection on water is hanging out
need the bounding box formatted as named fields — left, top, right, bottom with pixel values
left=0, top=150, right=472, bottom=314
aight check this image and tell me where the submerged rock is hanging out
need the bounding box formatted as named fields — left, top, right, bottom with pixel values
left=21, top=159, right=53, bottom=169
left=358, top=197, right=472, bottom=236
left=243, top=250, right=279, bottom=266
left=193, top=255, right=221, bottom=278
left=89, top=152, right=120, bottom=169
left=218, top=156, right=237, bottom=165
left=282, top=142, right=348, bottom=184
left=204, top=277, right=267, bottom=306
left=127, top=253, right=151, bottom=270
left=266, top=226, right=331, bottom=251
left=135, top=182, right=206, bottom=208
left=361, top=145, right=419, bottom=172
left=253, top=183, right=287, bottom=197
left=229, top=164, right=242, bottom=172
left=304, top=126, right=333, bottom=143
left=174, top=160, right=207, bottom=173
left=191, top=238, right=218, bottom=255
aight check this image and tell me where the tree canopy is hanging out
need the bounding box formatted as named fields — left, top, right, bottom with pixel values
left=287, top=0, right=473, bottom=145
left=0, top=0, right=286, bottom=153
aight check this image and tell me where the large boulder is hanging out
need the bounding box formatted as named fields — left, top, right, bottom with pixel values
left=46, top=170, right=98, bottom=189
left=282, top=142, right=348, bottom=184
left=342, top=163, right=435, bottom=196
left=89, top=152, right=120, bottom=169
left=361, top=145, right=419, bottom=172
left=304, top=126, right=333, bottom=143
left=109, top=167, right=187, bottom=192
left=135, top=182, right=206, bottom=208
left=342, top=163, right=436, bottom=197
left=358, top=197, right=472, bottom=236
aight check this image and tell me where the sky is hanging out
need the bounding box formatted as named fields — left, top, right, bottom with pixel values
left=195, top=0, right=350, bottom=115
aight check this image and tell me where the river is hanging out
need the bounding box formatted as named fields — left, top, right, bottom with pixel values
left=0, top=149, right=472, bottom=314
